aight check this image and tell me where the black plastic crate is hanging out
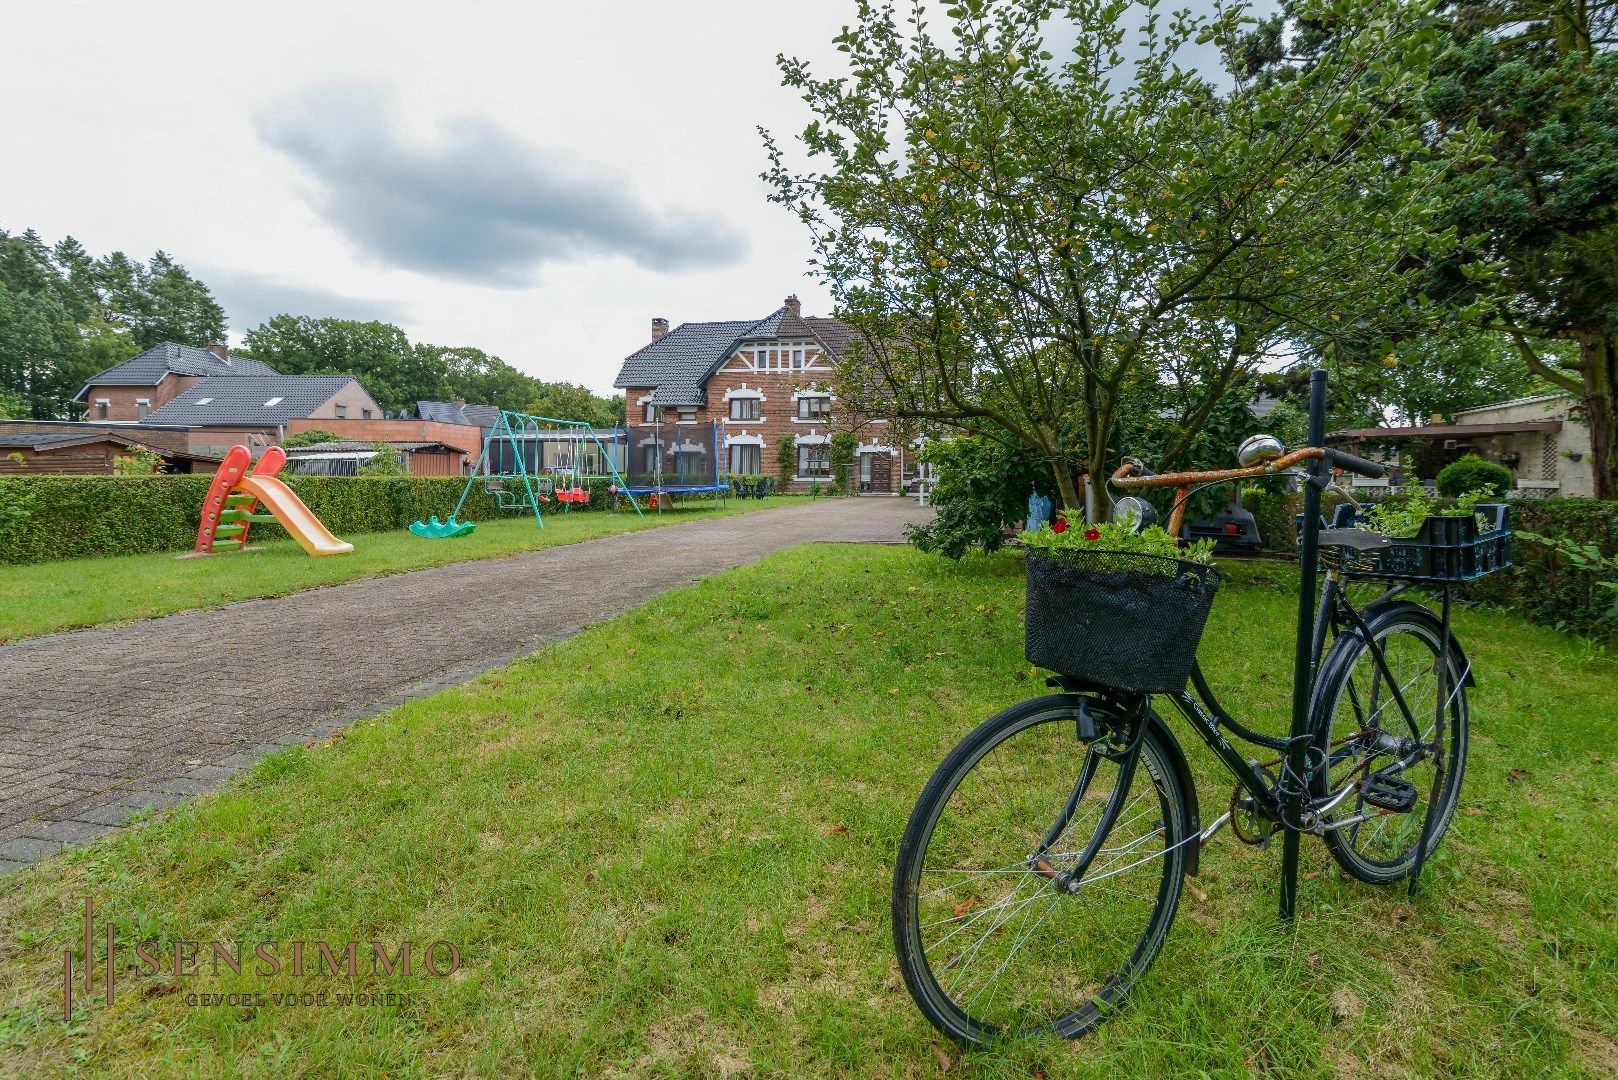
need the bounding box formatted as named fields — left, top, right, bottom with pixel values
left=1315, top=503, right=1512, bottom=583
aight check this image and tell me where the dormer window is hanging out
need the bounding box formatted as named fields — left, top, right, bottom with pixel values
left=264, top=397, right=284, bottom=407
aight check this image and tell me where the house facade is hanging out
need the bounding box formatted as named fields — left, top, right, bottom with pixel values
left=612, top=296, right=908, bottom=493
left=1328, top=392, right=1595, bottom=498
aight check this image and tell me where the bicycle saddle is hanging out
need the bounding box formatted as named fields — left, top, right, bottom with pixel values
left=1317, top=528, right=1392, bottom=551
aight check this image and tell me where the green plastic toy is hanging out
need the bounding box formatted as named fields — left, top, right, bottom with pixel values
left=409, top=515, right=477, bottom=539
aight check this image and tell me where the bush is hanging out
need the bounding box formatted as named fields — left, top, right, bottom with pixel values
left=0, top=474, right=568, bottom=564
left=1436, top=454, right=1514, bottom=497
left=1465, top=499, right=1618, bottom=640
left=907, top=437, right=1055, bottom=560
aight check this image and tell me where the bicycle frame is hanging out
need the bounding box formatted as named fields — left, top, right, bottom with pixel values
left=1101, top=369, right=1453, bottom=917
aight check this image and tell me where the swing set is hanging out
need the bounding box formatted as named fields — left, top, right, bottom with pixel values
left=413, top=411, right=642, bottom=538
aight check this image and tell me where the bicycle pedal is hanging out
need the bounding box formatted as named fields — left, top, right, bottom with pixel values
left=1360, top=775, right=1418, bottom=813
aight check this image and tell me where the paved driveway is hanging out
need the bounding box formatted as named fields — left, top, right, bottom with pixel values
left=0, top=497, right=931, bottom=871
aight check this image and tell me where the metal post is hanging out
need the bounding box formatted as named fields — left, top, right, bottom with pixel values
left=1281, top=368, right=1328, bottom=919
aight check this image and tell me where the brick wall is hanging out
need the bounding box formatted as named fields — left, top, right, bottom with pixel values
left=81, top=375, right=202, bottom=421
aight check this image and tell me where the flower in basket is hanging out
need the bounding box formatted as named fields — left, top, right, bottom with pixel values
left=1020, top=510, right=1216, bottom=565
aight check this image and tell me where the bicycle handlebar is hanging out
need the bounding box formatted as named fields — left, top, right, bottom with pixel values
left=1322, top=448, right=1386, bottom=479
left=1110, top=445, right=1384, bottom=490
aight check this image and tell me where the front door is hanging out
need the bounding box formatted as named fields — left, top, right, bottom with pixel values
left=863, top=452, right=891, bottom=493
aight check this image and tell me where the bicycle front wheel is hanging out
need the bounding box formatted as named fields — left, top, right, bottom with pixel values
left=1312, top=601, right=1469, bottom=884
left=892, top=695, right=1191, bottom=1045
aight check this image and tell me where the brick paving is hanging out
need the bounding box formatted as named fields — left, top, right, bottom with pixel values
left=0, top=497, right=932, bottom=872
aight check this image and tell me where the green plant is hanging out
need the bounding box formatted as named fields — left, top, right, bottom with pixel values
left=1362, top=486, right=1499, bottom=538
left=775, top=435, right=795, bottom=491
left=1021, top=511, right=1215, bottom=566
left=1515, top=529, right=1618, bottom=626
left=357, top=442, right=406, bottom=477
left=905, top=436, right=1054, bottom=560
left=6, top=451, right=26, bottom=468
left=282, top=430, right=345, bottom=448
left=1436, top=454, right=1514, bottom=497
left=110, top=446, right=164, bottom=476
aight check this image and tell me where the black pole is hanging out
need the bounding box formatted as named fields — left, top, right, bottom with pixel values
left=1280, top=368, right=1328, bottom=920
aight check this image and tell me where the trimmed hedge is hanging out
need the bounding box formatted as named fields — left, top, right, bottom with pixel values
left=0, top=474, right=621, bottom=565
left=1240, top=489, right=1618, bottom=640
left=1436, top=454, right=1515, bottom=497
left=1465, top=499, right=1618, bottom=640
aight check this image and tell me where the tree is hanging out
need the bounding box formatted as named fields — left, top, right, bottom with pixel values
left=524, top=381, right=625, bottom=429
left=242, top=316, right=448, bottom=415
left=425, top=345, right=542, bottom=412
left=765, top=0, right=1461, bottom=512
left=1421, top=1, right=1618, bottom=496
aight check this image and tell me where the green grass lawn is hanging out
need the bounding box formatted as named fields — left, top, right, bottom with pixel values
left=1, top=549, right=1614, bottom=1077
left=0, top=496, right=799, bottom=644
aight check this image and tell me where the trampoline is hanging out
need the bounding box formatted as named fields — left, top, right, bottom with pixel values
left=621, top=419, right=728, bottom=507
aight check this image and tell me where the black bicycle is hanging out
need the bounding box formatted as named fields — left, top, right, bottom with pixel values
left=892, top=370, right=1510, bottom=1045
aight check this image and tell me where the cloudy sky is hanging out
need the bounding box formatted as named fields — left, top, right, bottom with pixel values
left=3, top=0, right=1246, bottom=394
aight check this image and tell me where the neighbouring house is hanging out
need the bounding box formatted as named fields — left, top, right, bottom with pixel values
left=612, top=295, right=910, bottom=493
left=416, top=398, right=502, bottom=432
left=138, top=376, right=385, bottom=460
left=1328, top=392, right=1594, bottom=498
left=0, top=422, right=221, bottom=474
left=73, top=343, right=278, bottom=420
left=281, top=440, right=467, bottom=477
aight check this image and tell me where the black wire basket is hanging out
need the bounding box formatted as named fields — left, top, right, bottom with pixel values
left=1024, top=548, right=1222, bottom=694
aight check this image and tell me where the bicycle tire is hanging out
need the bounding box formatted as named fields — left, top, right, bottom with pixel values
left=893, top=695, right=1191, bottom=1044
left=1310, top=601, right=1469, bottom=884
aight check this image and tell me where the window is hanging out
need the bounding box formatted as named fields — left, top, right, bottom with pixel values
left=193, top=398, right=213, bottom=406
left=643, top=402, right=657, bottom=422
left=797, top=395, right=831, bottom=420
left=729, top=443, right=761, bottom=474
left=334, top=405, right=348, bottom=419
left=641, top=444, right=658, bottom=474
left=792, top=347, right=805, bottom=370
left=95, top=399, right=109, bottom=419
left=136, top=398, right=151, bottom=419
left=798, top=444, right=830, bottom=477
left=263, top=397, right=284, bottom=407
left=362, top=409, right=373, bottom=420
left=677, top=406, right=697, bottom=423
left=729, top=397, right=760, bottom=421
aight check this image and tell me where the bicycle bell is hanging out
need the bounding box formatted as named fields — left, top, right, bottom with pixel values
left=1236, top=433, right=1284, bottom=468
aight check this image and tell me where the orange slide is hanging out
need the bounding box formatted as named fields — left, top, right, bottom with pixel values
left=192, top=445, right=354, bottom=557
left=236, top=473, right=355, bottom=556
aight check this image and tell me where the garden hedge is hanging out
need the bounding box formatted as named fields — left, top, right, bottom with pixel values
left=0, top=474, right=614, bottom=564
left=1241, top=489, right=1618, bottom=640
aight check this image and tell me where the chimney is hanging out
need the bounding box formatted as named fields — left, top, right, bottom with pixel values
left=453, top=396, right=467, bottom=408
left=651, top=317, right=670, bottom=342
left=204, top=342, right=230, bottom=362
left=784, top=295, right=801, bottom=318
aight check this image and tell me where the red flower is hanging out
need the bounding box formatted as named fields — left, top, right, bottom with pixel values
left=1052, top=517, right=1068, bottom=533
left=1083, top=528, right=1101, bottom=541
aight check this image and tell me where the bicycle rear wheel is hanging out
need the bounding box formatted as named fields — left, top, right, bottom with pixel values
left=1311, top=601, right=1469, bottom=884
left=892, top=696, right=1190, bottom=1044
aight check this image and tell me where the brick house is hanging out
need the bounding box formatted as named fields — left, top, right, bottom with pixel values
left=612, top=296, right=908, bottom=493
left=74, top=343, right=279, bottom=420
